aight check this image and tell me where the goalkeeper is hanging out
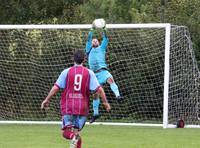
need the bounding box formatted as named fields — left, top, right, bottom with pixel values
left=86, top=20, right=122, bottom=123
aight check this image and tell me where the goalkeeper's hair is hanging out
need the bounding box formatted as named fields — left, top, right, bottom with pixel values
left=74, top=49, right=85, bottom=64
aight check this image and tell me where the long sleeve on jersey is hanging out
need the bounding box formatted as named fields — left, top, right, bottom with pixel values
left=100, top=31, right=108, bottom=51
left=86, top=31, right=93, bottom=54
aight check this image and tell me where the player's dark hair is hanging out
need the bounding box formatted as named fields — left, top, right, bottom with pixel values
left=74, top=49, right=85, bottom=64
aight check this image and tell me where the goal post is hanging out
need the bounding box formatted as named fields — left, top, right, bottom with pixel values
left=0, top=24, right=199, bottom=128
left=163, top=24, right=171, bottom=128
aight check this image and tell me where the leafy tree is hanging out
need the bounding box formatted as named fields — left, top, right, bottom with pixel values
left=79, top=0, right=200, bottom=64
left=0, top=0, right=84, bottom=24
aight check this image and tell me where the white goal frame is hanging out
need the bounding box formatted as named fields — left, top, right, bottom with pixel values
left=1, top=23, right=197, bottom=128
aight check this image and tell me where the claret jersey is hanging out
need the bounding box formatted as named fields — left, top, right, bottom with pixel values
left=55, top=65, right=100, bottom=116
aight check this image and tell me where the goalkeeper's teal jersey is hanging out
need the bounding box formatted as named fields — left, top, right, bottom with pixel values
left=85, top=31, right=108, bottom=72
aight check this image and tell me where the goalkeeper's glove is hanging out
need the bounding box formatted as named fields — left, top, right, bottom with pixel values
left=101, top=26, right=107, bottom=37
left=102, top=25, right=107, bottom=31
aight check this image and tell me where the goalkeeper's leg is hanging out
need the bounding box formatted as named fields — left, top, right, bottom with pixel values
left=96, top=70, right=122, bottom=99
left=107, top=77, right=122, bottom=101
left=90, top=94, right=100, bottom=123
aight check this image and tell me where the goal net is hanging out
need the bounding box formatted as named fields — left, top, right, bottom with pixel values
left=0, top=24, right=199, bottom=128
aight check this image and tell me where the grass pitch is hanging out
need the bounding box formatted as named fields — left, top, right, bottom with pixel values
left=0, top=124, right=200, bottom=148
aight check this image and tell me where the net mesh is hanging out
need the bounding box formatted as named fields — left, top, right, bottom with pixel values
left=0, top=25, right=199, bottom=125
left=168, top=26, right=200, bottom=125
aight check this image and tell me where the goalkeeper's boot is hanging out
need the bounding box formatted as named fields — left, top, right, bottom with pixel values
left=116, top=96, right=123, bottom=102
left=89, top=115, right=100, bottom=124
left=70, top=134, right=80, bottom=148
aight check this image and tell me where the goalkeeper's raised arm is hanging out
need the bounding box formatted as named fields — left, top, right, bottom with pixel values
left=85, top=19, right=123, bottom=124
left=100, top=29, right=108, bottom=50
left=85, top=30, right=93, bottom=55
left=85, top=27, right=108, bottom=58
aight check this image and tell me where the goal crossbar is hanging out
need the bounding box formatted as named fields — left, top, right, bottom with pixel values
left=0, top=23, right=170, bottom=29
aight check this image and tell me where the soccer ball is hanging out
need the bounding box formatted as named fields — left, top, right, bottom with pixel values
left=93, top=18, right=106, bottom=29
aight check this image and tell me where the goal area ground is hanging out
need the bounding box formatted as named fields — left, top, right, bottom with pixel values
left=0, top=124, right=200, bottom=148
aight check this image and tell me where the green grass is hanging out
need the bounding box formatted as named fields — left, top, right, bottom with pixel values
left=0, top=124, right=200, bottom=148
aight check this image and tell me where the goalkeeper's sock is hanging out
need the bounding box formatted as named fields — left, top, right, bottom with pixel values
left=63, top=129, right=74, bottom=140
left=93, top=98, right=100, bottom=116
left=110, top=83, right=120, bottom=97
